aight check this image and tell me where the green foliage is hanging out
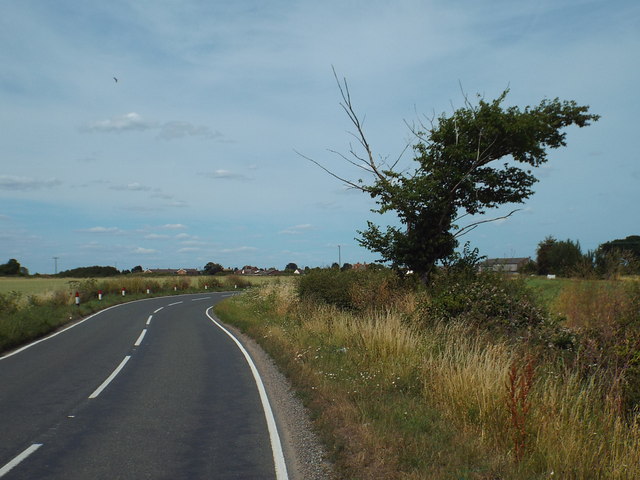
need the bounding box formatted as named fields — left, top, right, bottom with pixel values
left=203, top=262, right=224, bottom=275
left=355, top=90, right=598, bottom=280
left=599, top=235, right=640, bottom=259
left=57, top=265, right=120, bottom=278
left=536, top=236, right=583, bottom=276
left=424, top=271, right=548, bottom=334
left=297, top=268, right=402, bottom=311
left=0, top=259, right=22, bottom=276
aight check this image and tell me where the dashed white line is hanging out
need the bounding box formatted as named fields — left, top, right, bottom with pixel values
left=153, top=307, right=164, bottom=313
left=0, top=443, right=43, bottom=477
left=146, top=315, right=153, bottom=325
left=134, top=329, right=147, bottom=347
left=168, top=301, right=183, bottom=306
left=89, top=356, right=131, bottom=399
left=191, top=297, right=211, bottom=302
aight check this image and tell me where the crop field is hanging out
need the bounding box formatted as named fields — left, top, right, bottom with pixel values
left=0, top=277, right=80, bottom=295
left=0, top=274, right=287, bottom=297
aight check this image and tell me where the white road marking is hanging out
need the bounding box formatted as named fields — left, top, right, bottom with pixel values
left=134, top=329, right=147, bottom=347
left=168, top=301, right=183, bottom=306
left=146, top=315, right=153, bottom=325
left=89, top=356, right=131, bottom=399
left=0, top=443, right=43, bottom=477
left=205, top=308, right=289, bottom=480
left=153, top=307, right=164, bottom=313
left=191, top=297, right=211, bottom=302
left=0, top=304, right=124, bottom=361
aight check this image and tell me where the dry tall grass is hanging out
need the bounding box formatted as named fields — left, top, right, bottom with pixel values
left=222, top=281, right=640, bottom=479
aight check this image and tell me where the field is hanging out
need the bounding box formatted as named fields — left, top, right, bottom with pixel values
left=0, top=274, right=281, bottom=296
left=0, top=277, right=80, bottom=295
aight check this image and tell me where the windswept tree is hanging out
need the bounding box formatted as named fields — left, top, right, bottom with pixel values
left=302, top=72, right=599, bottom=282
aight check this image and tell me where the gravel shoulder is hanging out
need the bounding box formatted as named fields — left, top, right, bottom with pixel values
left=219, top=318, right=336, bottom=480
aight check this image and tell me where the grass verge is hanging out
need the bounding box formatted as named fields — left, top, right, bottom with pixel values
left=215, top=280, right=640, bottom=479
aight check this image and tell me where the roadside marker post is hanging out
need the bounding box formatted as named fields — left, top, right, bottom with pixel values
left=121, top=288, right=126, bottom=297
left=98, top=290, right=103, bottom=301
left=75, top=291, right=80, bottom=307
left=146, top=287, right=150, bottom=294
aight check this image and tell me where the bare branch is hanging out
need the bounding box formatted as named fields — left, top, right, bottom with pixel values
left=294, top=149, right=367, bottom=191
left=454, top=209, right=521, bottom=238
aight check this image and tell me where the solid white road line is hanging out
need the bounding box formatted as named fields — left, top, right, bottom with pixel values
left=134, top=329, right=147, bottom=347
left=89, top=356, right=131, bottom=399
left=205, top=307, right=289, bottom=480
left=0, top=443, right=43, bottom=477
left=146, top=315, right=153, bottom=325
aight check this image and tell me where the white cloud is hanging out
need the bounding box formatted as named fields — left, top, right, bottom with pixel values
left=205, top=169, right=251, bottom=181
left=82, top=112, right=156, bottom=133
left=280, top=224, right=314, bottom=235
left=82, top=113, right=225, bottom=141
left=109, top=182, right=152, bottom=191
left=162, top=224, right=187, bottom=230
left=133, top=247, right=158, bottom=254
left=79, top=226, right=124, bottom=234
left=158, top=121, right=224, bottom=140
left=0, top=175, right=62, bottom=191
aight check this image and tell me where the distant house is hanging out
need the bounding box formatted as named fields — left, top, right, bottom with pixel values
left=352, top=262, right=369, bottom=271
left=478, top=257, right=531, bottom=274
left=144, top=268, right=200, bottom=276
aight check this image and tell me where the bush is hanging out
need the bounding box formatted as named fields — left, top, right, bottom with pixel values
left=424, top=271, right=548, bottom=334
left=297, top=268, right=404, bottom=311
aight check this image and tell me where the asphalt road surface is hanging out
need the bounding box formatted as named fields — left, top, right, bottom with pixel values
left=0, top=293, right=288, bottom=479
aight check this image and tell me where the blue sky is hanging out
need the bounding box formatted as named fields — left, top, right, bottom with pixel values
left=1, top=0, right=638, bottom=274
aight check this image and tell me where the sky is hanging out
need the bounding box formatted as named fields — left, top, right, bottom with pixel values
left=1, top=0, right=639, bottom=274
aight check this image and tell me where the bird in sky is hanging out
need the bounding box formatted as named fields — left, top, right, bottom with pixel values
left=113, top=76, right=118, bottom=83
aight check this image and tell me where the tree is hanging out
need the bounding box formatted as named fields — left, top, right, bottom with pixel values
left=131, top=265, right=143, bottom=273
left=303, top=73, right=599, bottom=281
left=598, top=235, right=640, bottom=259
left=204, top=262, right=224, bottom=275
left=536, top=236, right=583, bottom=276
left=0, top=259, right=21, bottom=276
left=285, top=262, right=298, bottom=272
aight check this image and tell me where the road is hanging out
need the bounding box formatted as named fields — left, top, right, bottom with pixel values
left=0, top=293, right=288, bottom=479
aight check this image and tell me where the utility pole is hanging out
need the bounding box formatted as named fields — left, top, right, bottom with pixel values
left=53, top=257, right=59, bottom=275
left=338, top=245, right=342, bottom=268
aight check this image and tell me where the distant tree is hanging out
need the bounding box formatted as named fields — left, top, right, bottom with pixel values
left=536, top=236, right=583, bottom=276
left=331, top=262, right=340, bottom=270
left=598, top=235, right=640, bottom=259
left=131, top=265, right=143, bottom=273
left=341, top=263, right=353, bottom=271
left=304, top=72, right=599, bottom=282
left=0, top=259, right=22, bottom=276
left=285, top=263, right=298, bottom=272
left=594, top=247, right=640, bottom=278
left=204, top=262, right=224, bottom=275
left=57, top=266, right=120, bottom=277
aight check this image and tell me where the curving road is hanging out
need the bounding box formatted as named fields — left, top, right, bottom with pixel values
left=0, top=293, right=288, bottom=479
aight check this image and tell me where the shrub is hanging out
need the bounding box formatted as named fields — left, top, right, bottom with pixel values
left=424, top=271, right=547, bottom=334
left=297, top=268, right=405, bottom=311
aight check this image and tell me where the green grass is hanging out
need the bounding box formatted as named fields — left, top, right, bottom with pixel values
left=523, top=275, right=571, bottom=306
left=0, top=277, right=83, bottom=295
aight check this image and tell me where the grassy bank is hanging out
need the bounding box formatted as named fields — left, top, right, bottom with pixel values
left=0, top=275, right=255, bottom=354
left=215, top=278, right=640, bottom=479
